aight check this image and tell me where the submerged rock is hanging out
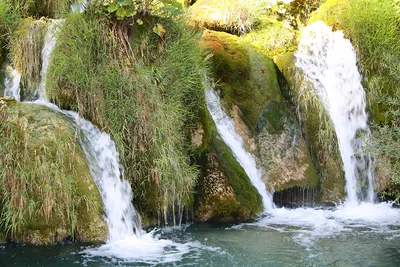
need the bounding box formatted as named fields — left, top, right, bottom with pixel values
left=0, top=100, right=107, bottom=244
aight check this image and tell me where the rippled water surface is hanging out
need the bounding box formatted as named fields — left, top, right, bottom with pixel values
left=2, top=205, right=400, bottom=266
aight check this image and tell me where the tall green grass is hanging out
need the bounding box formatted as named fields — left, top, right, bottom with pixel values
left=9, top=0, right=73, bottom=18
left=10, top=18, right=46, bottom=95
left=0, top=101, right=100, bottom=239
left=47, top=11, right=207, bottom=224
left=337, top=0, right=400, bottom=199
left=0, top=0, right=22, bottom=64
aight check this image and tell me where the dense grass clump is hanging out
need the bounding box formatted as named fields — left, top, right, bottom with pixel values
left=190, top=0, right=265, bottom=35
left=47, top=11, right=206, bottom=224
left=0, top=0, right=22, bottom=64
left=10, top=18, right=46, bottom=95
left=8, top=0, right=73, bottom=18
left=0, top=100, right=105, bottom=242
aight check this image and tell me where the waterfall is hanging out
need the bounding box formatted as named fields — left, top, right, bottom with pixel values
left=204, top=78, right=274, bottom=212
left=33, top=102, right=144, bottom=241
left=295, top=21, right=375, bottom=204
left=36, top=20, right=62, bottom=101
left=3, top=66, right=21, bottom=101
left=63, top=109, right=143, bottom=241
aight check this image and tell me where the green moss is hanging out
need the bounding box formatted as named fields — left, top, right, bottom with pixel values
left=0, top=100, right=106, bottom=244
left=309, top=0, right=346, bottom=29
left=202, top=30, right=282, bottom=133
left=212, top=135, right=263, bottom=215
left=193, top=106, right=263, bottom=221
left=241, top=15, right=298, bottom=58
left=256, top=100, right=285, bottom=135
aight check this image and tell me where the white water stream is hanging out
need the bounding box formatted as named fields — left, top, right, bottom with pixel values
left=295, top=21, right=374, bottom=203
left=3, top=66, right=21, bottom=101
left=36, top=20, right=62, bottom=101
left=204, top=78, right=274, bottom=212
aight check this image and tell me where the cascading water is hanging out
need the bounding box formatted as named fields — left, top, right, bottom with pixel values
left=3, top=66, right=21, bottom=101
left=295, top=21, right=374, bottom=204
left=36, top=19, right=62, bottom=101
left=71, top=0, right=88, bottom=13
left=204, top=78, right=274, bottom=212
left=64, top=109, right=143, bottom=241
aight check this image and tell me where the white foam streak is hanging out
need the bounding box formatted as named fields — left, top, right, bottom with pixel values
left=295, top=21, right=373, bottom=203
left=36, top=20, right=62, bottom=101
left=204, top=79, right=274, bottom=212
left=3, top=66, right=21, bottom=101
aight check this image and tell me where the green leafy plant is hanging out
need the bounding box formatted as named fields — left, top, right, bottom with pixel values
left=95, top=0, right=183, bottom=21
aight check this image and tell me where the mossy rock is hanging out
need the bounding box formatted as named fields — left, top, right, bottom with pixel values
left=201, top=30, right=282, bottom=133
left=0, top=100, right=107, bottom=244
left=256, top=111, right=318, bottom=193
left=201, top=30, right=318, bottom=196
left=241, top=15, right=298, bottom=59
left=189, top=0, right=258, bottom=35
left=275, top=52, right=345, bottom=202
left=193, top=108, right=263, bottom=222
left=195, top=152, right=256, bottom=222
left=309, top=0, right=346, bottom=30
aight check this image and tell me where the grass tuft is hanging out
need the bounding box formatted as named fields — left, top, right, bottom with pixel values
left=47, top=11, right=207, bottom=224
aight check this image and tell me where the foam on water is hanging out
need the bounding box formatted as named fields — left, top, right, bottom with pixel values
left=238, top=202, right=400, bottom=248
left=81, top=231, right=190, bottom=264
